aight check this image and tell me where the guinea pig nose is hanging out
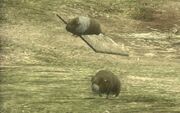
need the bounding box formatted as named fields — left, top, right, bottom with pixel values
left=92, top=84, right=99, bottom=92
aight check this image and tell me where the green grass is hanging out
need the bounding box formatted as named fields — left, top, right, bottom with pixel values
left=0, top=0, right=180, bottom=113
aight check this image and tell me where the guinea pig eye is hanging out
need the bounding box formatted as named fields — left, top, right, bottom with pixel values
left=76, top=20, right=81, bottom=25
left=104, top=79, right=108, bottom=82
left=76, top=22, right=80, bottom=25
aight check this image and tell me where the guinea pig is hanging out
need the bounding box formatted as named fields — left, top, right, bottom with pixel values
left=66, top=16, right=102, bottom=36
left=91, top=70, right=121, bottom=99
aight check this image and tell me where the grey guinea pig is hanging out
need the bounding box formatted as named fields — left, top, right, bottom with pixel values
left=66, top=16, right=102, bottom=36
left=91, top=70, right=121, bottom=99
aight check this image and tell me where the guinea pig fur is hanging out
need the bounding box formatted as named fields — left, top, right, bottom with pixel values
left=91, top=70, right=121, bottom=99
left=66, top=16, right=102, bottom=36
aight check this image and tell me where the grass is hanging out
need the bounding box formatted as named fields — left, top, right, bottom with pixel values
left=0, top=0, right=180, bottom=113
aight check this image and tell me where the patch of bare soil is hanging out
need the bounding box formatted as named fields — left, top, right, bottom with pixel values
left=97, top=1, right=180, bottom=60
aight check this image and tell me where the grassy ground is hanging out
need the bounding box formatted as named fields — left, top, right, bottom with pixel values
left=0, top=0, right=180, bottom=113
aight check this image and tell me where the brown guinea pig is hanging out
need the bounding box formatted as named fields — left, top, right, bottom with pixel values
left=91, top=70, right=121, bottom=99
left=66, top=16, right=102, bottom=36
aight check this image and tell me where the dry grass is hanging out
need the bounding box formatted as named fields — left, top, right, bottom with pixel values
left=0, top=0, right=180, bottom=113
